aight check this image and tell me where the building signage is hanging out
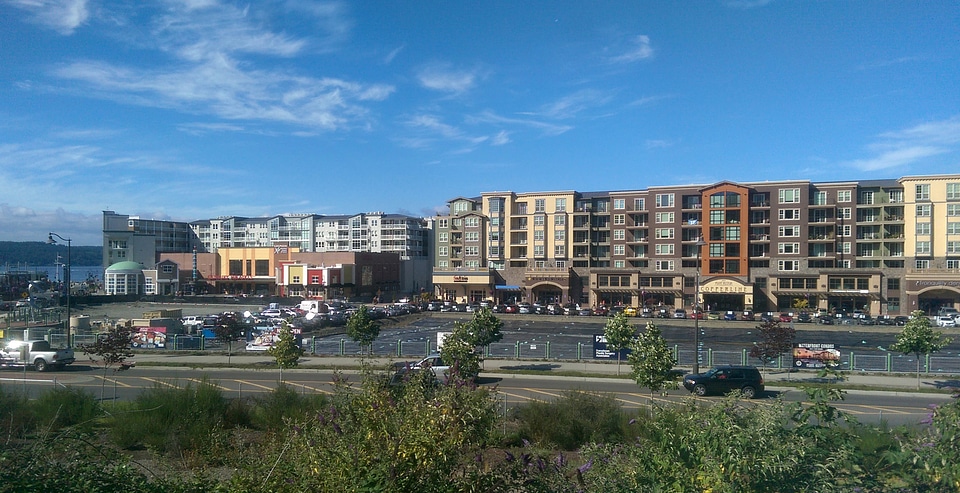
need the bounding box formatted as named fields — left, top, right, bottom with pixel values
left=453, top=276, right=469, bottom=282
left=274, top=246, right=288, bottom=254
left=592, top=334, right=630, bottom=360
left=700, top=280, right=750, bottom=294
left=792, top=343, right=840, bottom=369
left=910, top=280, right=960, bottom=289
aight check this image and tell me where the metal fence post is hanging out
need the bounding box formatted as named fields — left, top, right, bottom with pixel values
left=545, top=341, right=550, bottom=359
left=339, top=338, right=345, bottom=356
left=397, top=340, right=402, bottom=357
left=741, top=348, right=747, bottom=366
left=515, top=341, right=520, bottom=359
left=848, top=351, right=854, bottom=371
left=886, top=352, right=892, bottom=372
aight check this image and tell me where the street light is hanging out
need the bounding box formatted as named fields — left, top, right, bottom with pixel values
left=48, top=232, right=72, bottom=347
left=693, top=237, right=706, bottom=375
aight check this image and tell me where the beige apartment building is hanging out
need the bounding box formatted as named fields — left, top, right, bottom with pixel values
left=432, top=174, right=960, bottom=316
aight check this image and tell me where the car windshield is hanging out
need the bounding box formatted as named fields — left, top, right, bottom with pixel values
left=703, top=368, right=720, bottom=377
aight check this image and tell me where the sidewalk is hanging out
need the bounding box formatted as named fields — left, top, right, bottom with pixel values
left=121, top=352, right=960, bottom=394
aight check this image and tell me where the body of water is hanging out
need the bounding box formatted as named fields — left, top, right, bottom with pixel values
left=1, top=265, right=103, bottom=282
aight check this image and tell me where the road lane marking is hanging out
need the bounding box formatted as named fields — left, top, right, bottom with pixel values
left=139, top=377, right=179, bottom=388
left=93, top=375, right=133, bottom=388
left=283, top=381, right=333, bottom=395
left=185, top=378, right=229, bottom=391
left=236, top=379, right=274, bottom=391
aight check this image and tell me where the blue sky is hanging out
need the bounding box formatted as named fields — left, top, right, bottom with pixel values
left=1, top=0, right=958, bottom=246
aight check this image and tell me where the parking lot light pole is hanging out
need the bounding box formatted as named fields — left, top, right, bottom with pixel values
left=693, top=237, right=706, bottom=375
left=48, top=232, right=72, bottom=347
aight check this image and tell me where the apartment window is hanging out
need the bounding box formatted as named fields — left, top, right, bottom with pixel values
left=779, top=188, right=801, bottom=204
left=655, top=260, right=674, bottom=271
left=655, top=228, right=675, bottom=239
left=613, top=214, right=626, bottom=225
left=889, top=190, right=904, bottom=203
left=465, top=260, right=480, bottom=268
left=916, top=223, right=931, bottom=235
left=465, top=246, right=479, bottom=256
left=709, top=243, right=724, bottom=257
left=489, top=231, right=500, bottom=241
left=778, top=226, right=800, bottom=237
left=613, top=198, right=625, bottom=210
left=841, top=242, right=852, bottom=254
left=777, top=260, right=800, bottom=271
left=915, top=259, right=929, bottom=269
left=613, top=244, right=625, bottom=256
left=916, top=241, right=931, bottom=255
left=438, top=219, right=448, bottom=228
left=916, top=205, right=931, bottom=217
left=614, top=260, right=625, bottom=268
left=813, top=191, right=827, bottom=205
left=860, top=191, right=874, bottom=205
left=465, top=232, right=479, bottom=242
left=489, top=246, right=500, bottom=257
left=161, top=264, right=174, bottom=274
left=517, top=203, right=527, bottom=215
left=837, top=190, right=852, bottom=203
left=534, top=245, right=545, bottom=257
left=948, top=183, right=960, bottom=200
left=948, top=222, right=960, bottom=235
left=554, top=215, right=566, bottom=226
left=555, top=230, right=566, bottom=240
left=948, top=204, right=960, bottom=217
left=947, top=242, right=960, bottom=255
left=438, top=232, right=448, bottom=243
left=464, top=217, right=479, bottom=227
left=725, top=226, right=740, bottom=240
left=534, top=230, right=544, bottom=241
left=709, top=210, right=724, bottom=224
left=534, top=215, right=545, bottom=226
left=439, top=246, right=448, bottom=256
left=535, top=199, right=545, bottom=212
left=656, top=212, right=675, bottom=223
left=634, top=198, right=646, bottom=210
left=839, top=225, right=852, bottom=236
left=779, top=209, right=800, bottom=220
left=916, top=184, right=930, bottom=200
left=948, top=260, right=960, bottom=270
left=613, top=229, right=625, bottom=240
left=556, top=198, right=567, bottom=211
left=838, top=207, right=852, bottom=220
left=555, top=245, right=565, bottom=256
left=887, top=278, right=900, bottom=290
left=655, top=193, right=675, bottom=208
left=655, top=244, right=675, bottom=255
left=778, top=243, right=800, bottom=254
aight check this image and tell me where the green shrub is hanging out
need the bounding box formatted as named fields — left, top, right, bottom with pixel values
left=510, top=390, right=637, bottom=450
left=0, top=385, right=34, bottom=438
left=249, top=383, right=328, bottom=431
left=31, top=387, right=101, bottom=433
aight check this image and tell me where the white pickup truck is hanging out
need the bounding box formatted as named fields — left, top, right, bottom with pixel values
left=0, top=340, right=76, bottom=372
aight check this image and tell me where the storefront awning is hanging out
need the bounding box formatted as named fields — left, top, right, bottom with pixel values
left=638, top=287, right=681, bottom=293
left=495, top=285, right=522, bottom=291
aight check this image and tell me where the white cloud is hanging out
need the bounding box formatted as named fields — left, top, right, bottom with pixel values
left=609, top=35, right=654, bottom=63
left=846, top=116, right=960, bottom=171
left=469, top=111, right=573, bottom=137
left=5, top=0, right=89, bottom=35
left=539, top=89, right=615, bottom=120
left=490, top=130, right=510, bottom=146
left=645, top=139, right=676, bottom=149
left=416, top=64, right=479, bottom=94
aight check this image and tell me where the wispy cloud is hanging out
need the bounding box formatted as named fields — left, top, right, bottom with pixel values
left=491, top=130, right=510, bottom=146
left=629, top=94, right=674, bottom=107
left=855, top=56, right=924, bottom=71
left=469, top=110, right=573, bottom=137
left=645, top=139, right=676, bottom=149
left=35, top=2, right=391, bottom=132
left=5, top=0, right=89, bottom=35
left=416, top=63, right=480, bottom=94
left=539, top=89, right=615, bottom=120
left=608, top=35, right=654, bottom=63
left=845, top=116, right=960, bottom=171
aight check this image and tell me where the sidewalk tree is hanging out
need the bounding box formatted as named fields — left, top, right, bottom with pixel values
left=749, top=319, right=796, bottom=372
left=462, top=308, right=504, bottom=348
left=267, top=323, right=304, bottom=383
left=77, top=325, right=135, bottom=401
left=439, top=326, right=482, bottom=382
left=346, top=305, right=381, bottom=355
left=890, top=310, right=952, bottom=390
left=604, top=312, right=636, bottom=375
left=212, top=312, right=245, bottom=364
left=628, top=321, right=677, bottom=400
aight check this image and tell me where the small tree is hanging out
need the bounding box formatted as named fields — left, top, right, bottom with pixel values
left=628, top=321, right=677, bottom=402
left=463, top=308, right=504, bottom=348
left=604, top=312, right=636, bottom=375
left=890, top=310, right=952, bottom=390
left=748, top=319, right=796, bottom=372
left=346, top=305, right=381, bottom=356
left=439, top=325, right=482, bottom=382
left=78, top=325, right=135, bottom=401
left=267, top=323, right=304, bottom=383
left=212, top=312, right=245, bottom=364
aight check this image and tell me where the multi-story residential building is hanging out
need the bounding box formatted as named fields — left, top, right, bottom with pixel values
left=431, top=174, right=960, bottom=316
left=103, top=210, right=431, bottom=297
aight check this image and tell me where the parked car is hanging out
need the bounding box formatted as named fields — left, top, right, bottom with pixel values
left=593, top=306, right=610, bottom=317
left=504, top=304, right=519, bottom=314
left=740, top=310, right=754, bottom=321
left=779, top=313, right=793, bottom=323
left=723, top=310, right=738, bottom=321
left=796, top=312, right=813, bottom=323
left=578, top=307, right=594, bottom=316
left=817, top=316, right=835, bottom=325
left=858, top=315, right=876, bottom=325
left=608, top=306, right=625, bottom=316
left=563, top=303, right=578, bottom=315
left=937, top=315, right=957, bottom=327
left=894, top=316, right=910, bottom=326
left=623, top=306, right=639, bottom=317
left=546, top=303, right=564, bottom=315
left=875, top=315, right=895, bottom=326
left=517, top=302, right=532, bottom=314
left=707, top=311, right=721, bottom=320
left=640, top=307, right=655, bottom=318
left=689, top=310, right=705, bottom=320
left=673, top=309, right=687, bottom=319
left=682, top=365, right=764, bottom=399
left=427, top=301, right=443, bottom=312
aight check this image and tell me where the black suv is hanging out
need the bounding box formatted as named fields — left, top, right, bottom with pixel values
left=682, top=365, right=764, bottom=399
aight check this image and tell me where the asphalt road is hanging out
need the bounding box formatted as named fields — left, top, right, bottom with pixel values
left=3, top=364, right=948, bottom=427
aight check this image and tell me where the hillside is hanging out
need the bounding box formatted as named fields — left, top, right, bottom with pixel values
left=0, top=241, right=103, bottom=267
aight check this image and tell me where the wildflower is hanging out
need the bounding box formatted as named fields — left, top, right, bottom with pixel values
left=577, top=460, right=593, bottom=474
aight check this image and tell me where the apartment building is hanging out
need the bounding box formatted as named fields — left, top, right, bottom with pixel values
left=431, top=174, right=960, bottom=316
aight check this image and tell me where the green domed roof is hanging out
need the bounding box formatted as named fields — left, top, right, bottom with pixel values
left=105, top=261, right=144, bottom=272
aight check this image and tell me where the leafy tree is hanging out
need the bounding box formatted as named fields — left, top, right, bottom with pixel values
left=890, top=310, right=952, bottom=390
left=749, top=319, right=796, bottom=372
left=792, top=297, right=810, bottom=310
left=628, top=321, right=677, bottom=400
left=267, top=323, right=304, bottom=383
left=212, top=312, right=245, bottom=364
left=346, top=305, right=381, bottom=355
left=603, top=312, right=636, bottom=375
left=462, top=308, right=504, bottom=348
left=439, top=326, right=482, bottom=382
left=78, top=325, right=135, bottom=401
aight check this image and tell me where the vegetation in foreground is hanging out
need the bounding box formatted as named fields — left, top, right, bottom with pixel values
left=2, top=366, right=960, bottom=493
